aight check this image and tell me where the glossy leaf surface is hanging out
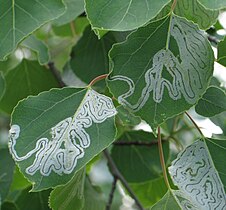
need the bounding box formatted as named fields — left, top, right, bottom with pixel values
left=85, top=0, right=170, bottom=31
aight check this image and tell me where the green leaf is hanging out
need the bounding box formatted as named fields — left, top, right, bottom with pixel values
left=198, top=0, right=226, bottom=9
left=82, top=179, right=106, bottom=210
left=49, top=169, right=86, bottom=210
left=10, top=166, right=31, bottom=191
left=210, top=112, right=226, bottom=135
left=168, top=139, right=226, bottom=209
left=130, top=177, right=167, bottom=208
left=0, top=72, right=5, bottom=100
left=108, top=14, right=214, bottom=130
left=15, top=187, right=51, bottom=210
left=1, top=202, right=18, bottom=210
left=111, top=130, right=169, bottom=183
left=0, top=149, right=15, bottom=202
left=150, top=190, right=183, bottom=210
left=50, top=170, right=106, bottom=210
left=157, top=0, right=219, bottom=30
left=217, top=37, right=226, bottom=67
left=116, top=105, right=141, bottom=127
left=21, top=35, right=50, bottom=65
left=53, top=0, right=85, bottom=26
left=70, top=26, right=129, bottom=87
left=151, top=189, right=203, bottom=209
left=0, top=0, right=65, bottom=60
left=85, top=0, right=170, bottom=32
left=0, top=59, right=59, bottom=114
left=195, top=86, right=226, bottom=117
left=9, top=87, right=117, bottom=190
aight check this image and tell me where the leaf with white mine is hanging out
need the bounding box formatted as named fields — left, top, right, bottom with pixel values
left=9, top=87, right=117, bottom=191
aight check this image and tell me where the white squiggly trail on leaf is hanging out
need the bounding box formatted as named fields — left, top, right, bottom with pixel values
left=9, top=89, right=117, bottom=176
left=168, top=140, right=226, bottom=210
left=110, top=16, right=212, bottom=111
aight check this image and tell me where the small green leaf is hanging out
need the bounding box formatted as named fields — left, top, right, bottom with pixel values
left=82, top=179, right=106, bottom=210
left=195, top=86, right=226, bottom=117
left=116, top=105, right=141, bottom=127
left=9, top=87, right=117, bottom=190
left=21, top=35, right=50, bottom=65
left=210, top=113, right=226, bottom=135
left=10, top=166, right=31, bottom=191
left=85, top=0, right=170, bottom=32
left=217, top=37, right=226, bottom=67
left=50, top=170, right=106, bottom=210
left=49, top=169, right=86, bottom=210
left=0, top=72, right=5, bottom=100
left=150, top=190, right=183, bottom=210
left=0, top=149, right=15, bottom=202
left=108, top=14, right=214, bottom=130
left=198, top=0, right=226, bottom=9
left=15, top=187, right=51, bottom=210
left=0, top=59, right=59, bottom=114
left=130, top=177, right=167, bottom=208
left=53, top=0, right=85, bottom=26
left=1, top=202, right=18, bottom=210
left=112, top=130, right=169, bottom=183
left=168, top=139, right=226, bottom=209
left=0, top=0, right=65, bottom=60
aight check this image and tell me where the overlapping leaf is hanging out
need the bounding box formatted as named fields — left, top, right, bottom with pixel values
left=108, top=14, right=214, bottom=130
left=198, top=0, right=226, bottom=9
left=85, top=0, right=170, bottom=32
left=131, top=177, right=167, bottom=208
left=150, top=190, right=200, bottom=210
left=9, top=87, right=117, bottom=190
left=195, top=86, right=226, bottom=117
left=70, top=26, right=130, bottom=87
left=15, top=187, right=51, bottom=210
left=49, top=168, right=106, bottom=210
left=0, top=60, right=58, bottom=114
left=21, top=35, right=50, bottom=65
left=157, top=0, right=219, bottom=30
left=53, top=0, right=84, bottom=26
left=168, top=139, right=226, bottom=209
left=0, top=0, right=65, bottom=60
left=0, top=149, right=15, bottom=202
left=49, top=169, right=86, bottom=210
left=217, top=37, right=226, bottom=67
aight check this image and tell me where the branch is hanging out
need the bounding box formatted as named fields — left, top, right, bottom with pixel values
left=171, top=0, right=177, bottom=11
left=113, top=139, right=167, bottom=147
left=185, top=112, right=204, bottom=137
left=48, top=62, right=66, bottom=88
left=158, top=127, right=171, bottom=189
left=88, top=74, right=108, bottom=86
left=70, top=21, right=76, bottom=38
left=103, top=149, right=145, bottom=210
left=106, top=176, right=117, bottom=210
